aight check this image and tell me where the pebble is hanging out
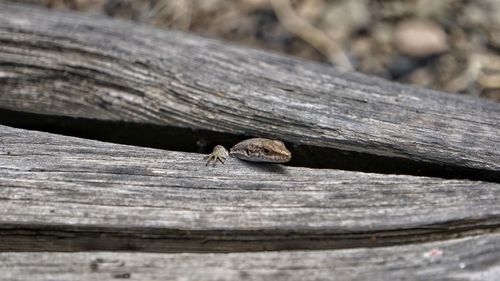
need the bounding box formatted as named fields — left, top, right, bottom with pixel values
left=394, top=20, right=448, bottom=57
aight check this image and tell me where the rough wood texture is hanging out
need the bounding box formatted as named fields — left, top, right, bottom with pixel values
left=0, top=3, right=499, bottom=172
left=1, top=233, right=500, bottom=281
left=1, top=124, right=499, bottom=252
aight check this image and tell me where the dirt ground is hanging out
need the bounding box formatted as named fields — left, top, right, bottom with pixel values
left=15, top=0, right=500, bottom=101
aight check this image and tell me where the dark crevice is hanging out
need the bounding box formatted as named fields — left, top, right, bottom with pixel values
left=0, top=108, right=499, bottom=183
left=0, top=219, right=499, bottom=253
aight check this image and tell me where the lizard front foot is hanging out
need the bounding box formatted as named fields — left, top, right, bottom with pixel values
left=204, top=145, right=229, bottom=166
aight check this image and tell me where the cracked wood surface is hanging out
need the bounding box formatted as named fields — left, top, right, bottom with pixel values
left=1, top=124, right=499, bottom=252
left=1, top=233, right=500, bottom=281
left=1, top=3, right=500, bottom=280
left=0, top=3, right=499, bottom=173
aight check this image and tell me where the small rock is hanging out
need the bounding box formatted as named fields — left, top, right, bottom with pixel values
left=388, top=55, right=421, bottom=78
left=394, top=20, right=448, bottom=57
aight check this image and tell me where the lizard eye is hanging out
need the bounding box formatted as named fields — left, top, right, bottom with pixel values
left=263, top=148, right=270, bottom=154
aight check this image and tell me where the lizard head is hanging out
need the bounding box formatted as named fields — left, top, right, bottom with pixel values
left=229, top=138, right=292, bottom=163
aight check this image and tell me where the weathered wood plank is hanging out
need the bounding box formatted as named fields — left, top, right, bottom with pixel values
left=0, top=3, right=499, bottom=172
left=1, top=124, right=499, bottom=252
left=1, top=233, right=500, bottom=281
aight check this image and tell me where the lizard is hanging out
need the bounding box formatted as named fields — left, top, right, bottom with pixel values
left=204, top=138, right=292, bottom=166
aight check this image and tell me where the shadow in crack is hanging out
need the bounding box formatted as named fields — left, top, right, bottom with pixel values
left=0, top=108, right=498, bottom=183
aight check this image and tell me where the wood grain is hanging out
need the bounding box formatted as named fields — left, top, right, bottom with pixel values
left=0, top=3, right=499, bottom=173
left=1, top=124, right=499, bottom=252
left=1, top=233, right=500, bottom=281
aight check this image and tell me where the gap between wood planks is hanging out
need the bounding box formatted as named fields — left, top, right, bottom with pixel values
left=1, top=221, right=499, bottom=253
left=1, top=108, right=498, bottom=183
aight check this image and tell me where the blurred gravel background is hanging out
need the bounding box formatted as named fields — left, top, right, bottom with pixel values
left=10, top=0, right=500, bottom=101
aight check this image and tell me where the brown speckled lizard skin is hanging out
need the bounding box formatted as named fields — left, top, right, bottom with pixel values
left=205, top=138, right=291, bottom=166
